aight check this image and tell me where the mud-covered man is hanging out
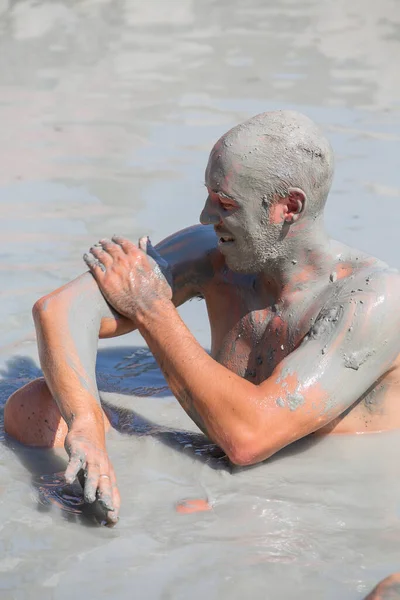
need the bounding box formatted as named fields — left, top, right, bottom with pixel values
left=5, top=111, right=400, bottom=527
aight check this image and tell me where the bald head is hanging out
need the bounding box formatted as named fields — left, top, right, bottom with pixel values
left=206, top=110, right=334, bottom=216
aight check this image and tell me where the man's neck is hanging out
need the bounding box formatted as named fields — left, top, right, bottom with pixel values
left=258, top=220, right=333, bottom=300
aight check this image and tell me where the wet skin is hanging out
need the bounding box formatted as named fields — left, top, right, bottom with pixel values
left=113, top=224, right=400, bottom=439
left=5, top=223, right=400, bottom=525
left=5, top=112, right=400, bottom=526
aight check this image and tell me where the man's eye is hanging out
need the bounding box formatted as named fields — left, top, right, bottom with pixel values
left=220, top=201, right=235, bottom=211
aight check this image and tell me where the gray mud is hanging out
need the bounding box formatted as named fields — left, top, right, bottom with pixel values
left=0, top=1, right=400, bottom=598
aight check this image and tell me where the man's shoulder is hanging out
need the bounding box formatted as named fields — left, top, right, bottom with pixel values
left=155, top=225, right=220, bottom=302
left=323, top=251, right=400, bottom=332
left=329, top=240, right=398, bottom=292
left=156, top=224, right=218, bottom=263
left=331, top=239, right=391, bottom=273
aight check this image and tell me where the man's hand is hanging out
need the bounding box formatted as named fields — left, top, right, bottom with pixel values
left=83, top=236, right=172, bottom=321
left=64, top=427, right=120, bottom=525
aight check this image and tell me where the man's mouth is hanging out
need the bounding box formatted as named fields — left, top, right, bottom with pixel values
left=215, top=229, right=235, bottom=245
left=219, top=234, right=235, bottom=244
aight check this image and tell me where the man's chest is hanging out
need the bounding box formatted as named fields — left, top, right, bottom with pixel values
left=205, top=284, right=319, bottom=383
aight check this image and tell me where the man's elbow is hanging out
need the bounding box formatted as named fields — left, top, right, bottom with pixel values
left=32, top=296, right=52, bottom=324
left=32, top=294, right=69, bottom=331
left=224, top=431, right=281, bottom=467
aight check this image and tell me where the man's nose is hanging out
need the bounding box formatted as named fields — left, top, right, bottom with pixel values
left=199, top=197, right=221, bottom=225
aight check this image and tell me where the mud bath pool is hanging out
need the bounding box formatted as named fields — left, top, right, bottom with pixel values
left=1, top=0, right=400, bottom=598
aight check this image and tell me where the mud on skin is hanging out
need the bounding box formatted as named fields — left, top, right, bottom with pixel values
left=5, top=111, right=400, bottom=534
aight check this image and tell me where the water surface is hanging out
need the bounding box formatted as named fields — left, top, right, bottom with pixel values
left=1, top=0, right=400, bottom=598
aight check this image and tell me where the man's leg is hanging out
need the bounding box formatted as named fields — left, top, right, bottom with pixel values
left=365, top=574, right=400, bottom=599
left=4, top=378, right=110, bottom=448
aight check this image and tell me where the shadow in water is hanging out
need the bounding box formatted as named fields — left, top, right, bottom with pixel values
left=0, top=349, right=229, bottom=525
left=2, top=436, right=113, bottom=527
left=0, top=348, right=326, bottom=524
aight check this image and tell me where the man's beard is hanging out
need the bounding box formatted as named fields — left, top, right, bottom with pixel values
left=222, top=220, right=284, bottom=274
left=223, top=237, right=284, bottom=274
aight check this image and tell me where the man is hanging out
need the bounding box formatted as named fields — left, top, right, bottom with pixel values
left=5, top=110, right=400, bottom=526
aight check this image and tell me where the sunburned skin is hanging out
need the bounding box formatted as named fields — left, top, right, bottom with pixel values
left=4, top=110, right=400, bottom=534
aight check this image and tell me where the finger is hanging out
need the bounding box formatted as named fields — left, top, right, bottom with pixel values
left=109, top=490, right=120, bottom=524
left=111, top=235, right=137, bottom=254
left=90, top=245, right=113, bottom=268
left=83, top=252, right=106, bottom=274
left=99, top=238, right=125, bottom=258
left=109, top=468, right=121, bottom=524
left=138, top=236, right=148, bottom=253
left=145, top=237, right=169, bottom=269
left=65, top=454, right=85, bottom=485
left=97, top=474, right=114, bottom=514
left=83, top=462, right=100, bottom=504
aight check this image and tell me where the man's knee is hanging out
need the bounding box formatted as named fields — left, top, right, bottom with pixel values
left=365, top=574, right=400, bottom=599
left=4, top=378, right=67, bottom=448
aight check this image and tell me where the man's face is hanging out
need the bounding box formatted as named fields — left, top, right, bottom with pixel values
left=200, top=142, right=283, bottom=273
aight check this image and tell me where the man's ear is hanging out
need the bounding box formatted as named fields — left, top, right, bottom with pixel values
left=284, top=187, right=306, bottom=223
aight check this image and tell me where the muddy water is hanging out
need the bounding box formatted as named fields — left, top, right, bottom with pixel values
left=0, top=0, right=400, bottom=598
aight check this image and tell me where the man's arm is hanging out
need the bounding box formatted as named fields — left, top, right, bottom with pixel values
left=33, top=272, right=130, bottom=522
left=84, top=239, right=400, bottom=466
left=136, top=271, right=400, bottom=465
left=33, top=225, right=216, bottom=521
left=34, top=224, right=215, bottom=429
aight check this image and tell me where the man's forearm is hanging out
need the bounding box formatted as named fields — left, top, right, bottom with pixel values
left=35, top=310, right=103, bottom=429
left=136, top=300, right=264, bottom=460
left=79, top=233, right=281, bottom=465
left=33, top=274, right=114, bottom=434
